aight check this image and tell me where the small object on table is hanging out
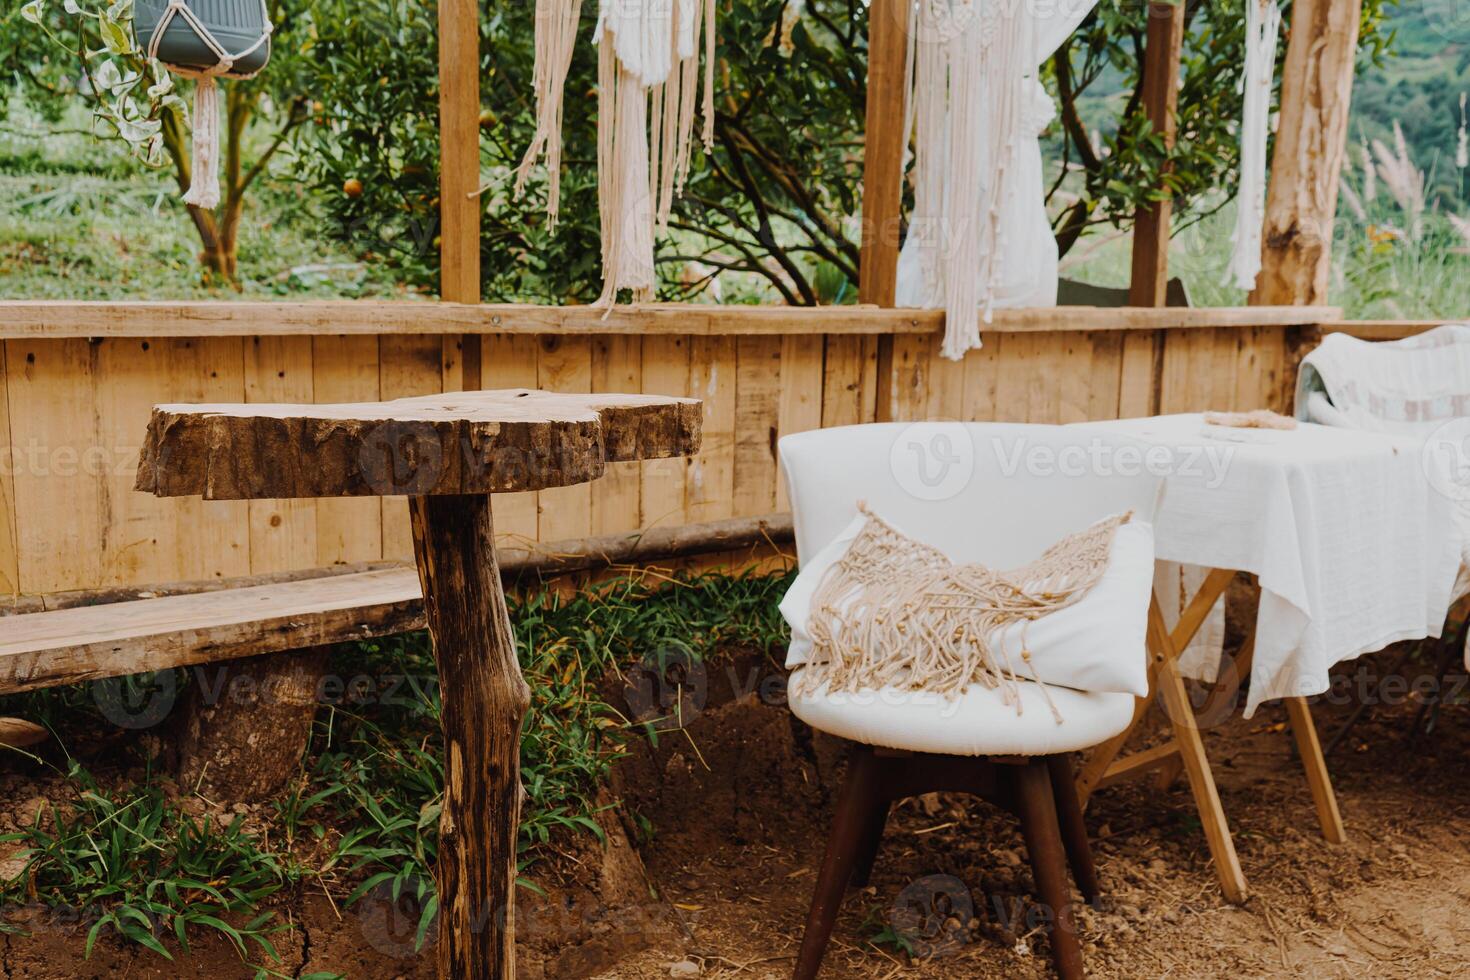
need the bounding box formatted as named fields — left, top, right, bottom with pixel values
left=1202, top=408, right=1297, bottom=429
left=136, top=388, right=702, bottom=980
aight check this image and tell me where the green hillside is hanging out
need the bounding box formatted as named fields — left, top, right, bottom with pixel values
left=1353, top=0, right=1470, bottom=206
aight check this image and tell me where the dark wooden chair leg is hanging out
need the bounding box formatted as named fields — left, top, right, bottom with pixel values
left=1046, top=753, right=1100, bottom=904
left=849, top=799, right=890, bottom=889
left=1014, top=760, right=1085, bottom=980
left=794, top=745, right=886, bottom=980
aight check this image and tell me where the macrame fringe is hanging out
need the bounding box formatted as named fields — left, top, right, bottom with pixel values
left=514, top=0, right=585, bottom=230
left=796, top=505, right=1131, bottom=722
left=183, top=76, right=221, bottom=210
left=907, top=0, right=1033, bottom=360
left=592, top=0, right=715, bottom=306
left=518, top=0, right=714, bottom=305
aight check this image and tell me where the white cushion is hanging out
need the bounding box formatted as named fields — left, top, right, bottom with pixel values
left=779, top=511, right=1156, bottom=698
left=788, top=676, right=1136, bottom=756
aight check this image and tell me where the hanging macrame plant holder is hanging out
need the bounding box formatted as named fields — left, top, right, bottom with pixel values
left=133, top=0, right=273, bottom=209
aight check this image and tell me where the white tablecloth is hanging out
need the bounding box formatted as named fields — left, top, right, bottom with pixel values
left=1086, top=414, right=1463, bottom=716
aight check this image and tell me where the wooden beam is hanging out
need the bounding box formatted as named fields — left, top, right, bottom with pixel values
left=1128, top=1, right=1186, bottom=307
left=861, top=0, right=909, bottom=423
left=1251, top=0, right=1363, bottom=306
left=438, top=0, right=482, bottom=391
left=1095, top=742, right=1180, bottom=792
left=858, top=0, right=909, bottom=307
left=0, top=301, right=1342, bottom=340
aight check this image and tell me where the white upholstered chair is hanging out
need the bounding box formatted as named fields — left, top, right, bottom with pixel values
left=779, top=422, right=1164, bottom=980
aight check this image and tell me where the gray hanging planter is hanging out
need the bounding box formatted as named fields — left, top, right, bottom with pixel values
left=131, top=0, right=274, bottom=209
left=133, top=0, right=272, bottom=78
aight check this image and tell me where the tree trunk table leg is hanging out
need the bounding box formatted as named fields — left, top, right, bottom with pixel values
left=411, top=494, right=530, bottom=980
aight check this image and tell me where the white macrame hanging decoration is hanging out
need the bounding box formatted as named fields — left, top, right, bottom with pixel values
left=904, top=0, right=1036, bottom=360
left=516, top=0, right=715, bottom=305
left=139, top=0, right=273, bottom=210
left=1224, top=0, right=1281, bottom=291
left=900, top=0, right=1098, bottom=360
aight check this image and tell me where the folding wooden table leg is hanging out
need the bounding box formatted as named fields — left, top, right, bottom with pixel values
left=1284, top=696, right=1346, bottom=844
left=1149, top=601, right=1250, bottom=904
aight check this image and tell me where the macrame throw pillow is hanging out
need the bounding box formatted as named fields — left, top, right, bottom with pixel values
left=779, top=506, right=1154, bottom=719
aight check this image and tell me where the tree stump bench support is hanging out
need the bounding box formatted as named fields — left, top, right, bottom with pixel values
left=135, top=388, right=702, bottom=980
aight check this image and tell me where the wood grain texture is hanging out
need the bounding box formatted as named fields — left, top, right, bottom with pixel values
left=6, top=339, right=105, bottom=594
left=176, top=646, right=331, bottom=803
left=0, top=301, right=1341, bottom=339
left=245, top=336, right=316, bottom=573
left=590, top=336, right=643, bottom=535
left=776, top=334, right=825, bottom=510
left=686, top=337, right=736, bottom=522
left=313, top=335, right=384, bottom=566
left=535, top=336, right=593, bottom=542
left=1251, top=0, right=1362, bottom=306
left=409, top=494, right=526, bottom=980
left=0, top=343, right=20, bottom=596
left=481, top=336, right=542, bottom=546
left=1128, top=1, right=1186, bottom=307
left=438, top=0, right=481, bottom=304
left=639, top=335, right=692, bottom=529
left=136, top=389, right=702, bottom=500
left=733, top=335, right=782, bottom=515
left=857, top=0, right=909, bottom=306
left=0, top=567, right=424, bottom=693
left=380, top=335, right=448, bottom=558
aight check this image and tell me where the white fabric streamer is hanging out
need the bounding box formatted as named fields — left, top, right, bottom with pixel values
left=1224, top=0, right=1281, bottom=291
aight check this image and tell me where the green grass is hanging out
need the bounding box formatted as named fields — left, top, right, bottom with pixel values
left=0, top=569, right=795, bottom=965
left=0, top=96, right=412, bottom=301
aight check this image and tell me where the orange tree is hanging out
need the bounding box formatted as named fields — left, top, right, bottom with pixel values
left=296, top=0, right=1391, bottom=304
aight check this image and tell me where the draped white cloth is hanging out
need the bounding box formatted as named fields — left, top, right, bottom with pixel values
left=1224, top=0, right=1281, bottom=291
left=897, top=0, right=1099, bottom=359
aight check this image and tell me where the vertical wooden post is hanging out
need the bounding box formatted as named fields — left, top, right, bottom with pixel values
left=439, top=0, right=483, bottom=390
left=1127, top=1, right=1186, bottom=307
left=858, top=0, right=908, bottom=307
left=860, top=0, right=909, bottom=420
left=1250, top=0, right=1363, bottom=306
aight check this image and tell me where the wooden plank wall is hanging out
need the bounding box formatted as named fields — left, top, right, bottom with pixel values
left=0, top=326, right=1292, bottom=598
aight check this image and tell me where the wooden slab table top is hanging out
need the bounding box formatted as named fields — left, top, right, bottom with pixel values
left=136, top=388, right=702, bottom=980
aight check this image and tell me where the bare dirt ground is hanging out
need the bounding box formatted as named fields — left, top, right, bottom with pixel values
left=596, top=642, right=1470, bottom=980
left=5, top=641, right=1470, bottom=979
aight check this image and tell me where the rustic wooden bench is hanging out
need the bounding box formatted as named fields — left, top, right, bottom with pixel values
left=0, top=513, right=792, bottom=794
